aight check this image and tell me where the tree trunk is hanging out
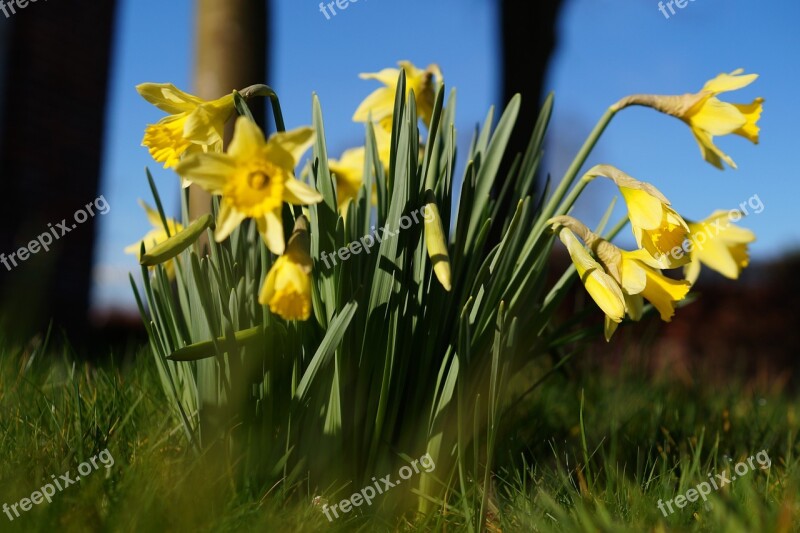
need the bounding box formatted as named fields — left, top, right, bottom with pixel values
left=491, top=0, right=564, bottom=243
left=0, top=0, right=118, bottom=343
left=190, top=0, right=268, bottom=219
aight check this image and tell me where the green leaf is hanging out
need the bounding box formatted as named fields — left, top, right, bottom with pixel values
left=294, top=299, right=358, bottom=402
left=168, top=326, right=264, bottom=362
left=140, top=214, right=215, bottom=266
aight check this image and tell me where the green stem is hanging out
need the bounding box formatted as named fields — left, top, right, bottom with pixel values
left=552, top=172, right=592, bottom=218
left=539, top=106, right=616, bottom=224
left=240, top=84, right=286, bottom=132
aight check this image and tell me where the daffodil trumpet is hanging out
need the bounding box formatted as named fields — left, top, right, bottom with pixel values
left=259, top=216, right=314, bottom=321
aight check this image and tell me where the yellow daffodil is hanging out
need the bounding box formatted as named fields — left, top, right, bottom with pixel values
left=329, top=126, right=391, bottom=215
left=137, top=83, right=236, bottom=173
left=612, top=69, right=763, bottom=169
left=259, top=217, right=313, bottom=321
left=175, top=117, right=323, bottom=255
left=684, top=210, right=755, bottom=284
left=551, top=216, right=691, bottom=341
left=556, top=226, right=626, bottom=329
left=124, top=200, right=184, bottom=278
left=352, top=61, right=443, bottom=129
left=586, top=165, right=689, bottom=269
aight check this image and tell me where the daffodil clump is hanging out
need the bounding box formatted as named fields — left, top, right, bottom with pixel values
left=129, top=64, right=763, bottom=524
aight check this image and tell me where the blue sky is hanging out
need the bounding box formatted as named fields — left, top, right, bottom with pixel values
left=92, top=0, right=800, bottom=310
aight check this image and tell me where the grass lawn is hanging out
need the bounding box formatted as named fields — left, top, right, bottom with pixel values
left=0, top=336, right=796, bottom=532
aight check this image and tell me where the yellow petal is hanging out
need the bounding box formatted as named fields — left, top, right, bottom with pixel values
left=686, top=213, right=755, bottom=280
left=625, top=294, right=644, bottom=321
left=620, top=254, right=647, bottom=295
left=702, top=70, right=758, bottom=95
left=604, top=316, right=619, bottom=342
left=358, top=66, right=401, bottom=86
left=352, top=87, right=396, bottom=123
left=258, top=260, right=279, bottom=305
left=330, top=147, right=366, bottom=212
left=174, top=153, right=235, bottom=194
left=214, top=202, right=246, bottom=242
left=269, top=127, right=315, bottom=167
left=690, top=128, right=735, bottom=170
left=559, top=229, right=625, bottom=322
left=283, top=179, right=323, bottom=205
left=183, top=95, right=235, bottom=145
left=688, top=98, right=747, bottom=136
left=261, top=209, right=285, bottom=255
left=620, top=187, right=665, bottom=230
left=136, top=83, right=203, bottom=114
left=139, top=200, right=165, bottom=228
left=124, top=241, right=142, bottom=256
left=228, top=116, right=267, bottom=160
left=684, top=258, right=702, bottom=286
left=639, top=266, right=691, bottom=322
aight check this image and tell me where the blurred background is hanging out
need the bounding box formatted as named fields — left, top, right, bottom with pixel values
left=0, top=0, right=797, bottom=364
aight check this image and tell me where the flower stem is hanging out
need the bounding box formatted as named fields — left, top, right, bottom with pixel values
left=240, top=84, right=286, bottom=132
left=539, top=106, right=616, bottom=223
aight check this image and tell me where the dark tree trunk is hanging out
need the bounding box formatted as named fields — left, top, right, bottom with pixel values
left=0, top=0, right=118, bottom=342
left=491, top=0, right=564, bottom=243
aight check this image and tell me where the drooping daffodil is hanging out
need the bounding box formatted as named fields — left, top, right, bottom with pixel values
left=611, top=69, right=763, bottom=169
left=550, top=215, right=691, bottom=341
left=555, top=225, right=627, bottom=335
left=585, top=165, right=690, bottom=269
left=259, top=216, right=314, bottom=321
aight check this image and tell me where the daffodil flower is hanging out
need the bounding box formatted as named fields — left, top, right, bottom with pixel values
left=612, top=69, right=763, bottom=169
left=684, top=210, right=755, bottom=284
left=556, top=226, right=627, bottom=331
left=551, top=216, right=691, bottom=341
left=124, top=200, right=184, bottom=278
left=586, top=165, right=689, bottom=269
left=137, top=83, right=236, bottom=173
left=329, top=126, right=391, bottom=215
left=175, top=117, right=323, bottom=255
left=259, top=217, right=313, bottom=321
left=352, top=61, right=443, bottom=129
